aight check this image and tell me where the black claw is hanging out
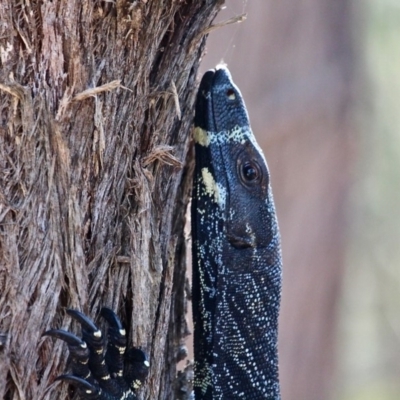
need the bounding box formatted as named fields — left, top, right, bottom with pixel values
left=66, top=309, right=100, bottom=333
left=44, top=309, right=148, bottom=399
left=126, top=348, right=148, bottom=364
left=100, top=308, right=124, bottom=330
left=55, top=374, right=99, bottom=393
left=43, top=329, right=86, bottom=347
left=125, top=348, right=150, bottom=384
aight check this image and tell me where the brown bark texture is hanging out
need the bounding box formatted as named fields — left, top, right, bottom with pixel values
left=0, top=1, right=223, bottom=399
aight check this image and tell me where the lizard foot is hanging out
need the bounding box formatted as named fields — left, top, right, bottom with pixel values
left=44, top=308, right=149, bottom=400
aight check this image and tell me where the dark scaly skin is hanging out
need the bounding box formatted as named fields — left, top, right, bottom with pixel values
left=44, top=308, right=149, bottom=400
left=192, top=66, right=282, bottom=399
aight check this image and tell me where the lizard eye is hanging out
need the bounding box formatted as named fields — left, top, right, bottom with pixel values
left=239, top=160, right=262, bottom=185
left=226, top=88, right=236, bottom=100
left=242, top=162, right=258, bottom=181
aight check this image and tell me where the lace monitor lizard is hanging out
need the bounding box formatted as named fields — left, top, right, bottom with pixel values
left=44, top=66, right=283, bottom=400
left=191, top=66, right=282, bottom=399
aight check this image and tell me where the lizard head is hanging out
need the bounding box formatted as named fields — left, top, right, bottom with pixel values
left=194, top=66, right=279, bottom=251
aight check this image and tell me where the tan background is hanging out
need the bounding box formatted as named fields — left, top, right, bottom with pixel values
left=202, top=1, right=353, bottom=400
left=199, top=1, right=400, bottom=399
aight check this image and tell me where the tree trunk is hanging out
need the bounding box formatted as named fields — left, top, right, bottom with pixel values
left=0, top=1, right=223, bottom=399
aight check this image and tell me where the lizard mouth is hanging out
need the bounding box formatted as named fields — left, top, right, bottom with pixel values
left=194, top=69, right=215, bottom=130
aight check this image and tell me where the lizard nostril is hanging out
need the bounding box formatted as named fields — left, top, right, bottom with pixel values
left=226, top=88, right=236, bottom=100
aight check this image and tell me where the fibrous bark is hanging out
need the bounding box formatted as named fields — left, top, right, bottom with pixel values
left=0, top=1, right=223, bottom=398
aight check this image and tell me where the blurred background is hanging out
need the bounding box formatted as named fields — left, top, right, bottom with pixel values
left=198, top=0, right=400, bottom=399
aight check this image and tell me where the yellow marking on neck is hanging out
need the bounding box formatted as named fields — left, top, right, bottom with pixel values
left=194, top=127, right=210, bottom=147
left=201, top=168, right=219, bottom=202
